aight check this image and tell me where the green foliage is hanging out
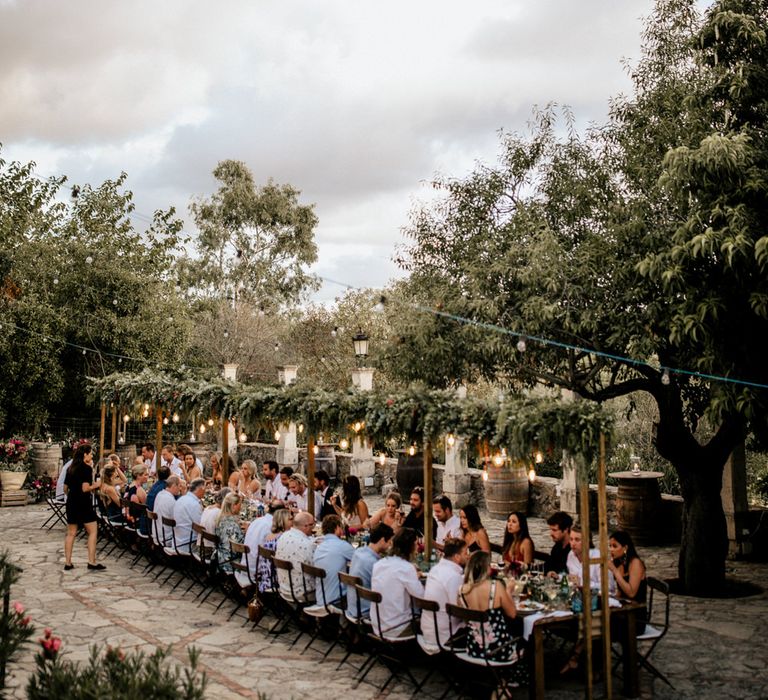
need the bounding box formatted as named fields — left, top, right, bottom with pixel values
left=0, top=551, right=34, bottom=691
left=184, top=159, right=319, bottom=308
left=26, top=644, right=207, bottom=700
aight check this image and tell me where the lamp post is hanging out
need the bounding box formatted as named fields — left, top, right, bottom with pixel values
left=350, top=329, right=374, bottom=485
left=352, top=329, right=369, bottom=368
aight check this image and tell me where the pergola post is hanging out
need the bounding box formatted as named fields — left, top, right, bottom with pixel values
left=276, top=366, right=299, bottom=467
left=221, top=364, right=238, bottom=481
left=155, top=406, right=163, bottom=475
left=99, top=403, right=106, bottom=462
left=597, top=433, right=613, bottom=698
left=423, top=441, right=433, bottom=560
left=579, top=474, right=594, bottom=700
left=110, top=405, right=117, bottom=453
left=350, top=367, right=375, bottom=486
left=307, top=435, right=316, bottom=518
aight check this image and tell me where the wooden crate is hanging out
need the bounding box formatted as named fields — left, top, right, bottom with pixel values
left=0, top=489, right=29, bottom=507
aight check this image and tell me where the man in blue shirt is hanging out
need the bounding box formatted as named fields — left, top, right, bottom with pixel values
left=348, top=522, right=394, bottom=618
left=313, top=515, right=354, bottom=606
left=173, top=478, right=205, bottom=553
left=142, top=465, right=171, bottom=535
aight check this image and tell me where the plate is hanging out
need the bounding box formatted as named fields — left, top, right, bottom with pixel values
left=516, top=600, right=545, bottom=615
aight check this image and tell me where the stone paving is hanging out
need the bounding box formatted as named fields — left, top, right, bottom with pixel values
left=1, top=497, right=767, bottom=699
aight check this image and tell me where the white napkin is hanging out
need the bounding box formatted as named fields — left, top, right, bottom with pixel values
left=608, top=597, right=621, bottom=608
left=522, top=610, right=571, bottom=640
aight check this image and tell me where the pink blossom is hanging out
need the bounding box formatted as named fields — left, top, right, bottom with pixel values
left=13, top=601, right=24, bottom=614
left=44, top=628, right=52, bottom=638
left=51, top=638, right=62, bottom=652
left=21, top=616, right=31, bottom=626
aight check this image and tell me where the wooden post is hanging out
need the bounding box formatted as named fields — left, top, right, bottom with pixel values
left=423, top=440, right=433, bottom=560
left=155, top=406, right=163, bottom=475
left=99, top=403, right=106, bottom=461
left=307, top=435, right=316, bottom=518
left=597, top=433, right=613, bottom=698
left=221, top=418, right=230, bottom=486
left=580, top=475, right=594, bottom=700
left=110, top=406, right=117, bottom=452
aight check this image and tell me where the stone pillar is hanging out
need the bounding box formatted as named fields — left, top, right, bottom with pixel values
left=722, top=442, right=751, bottom=557
left=276, top=366, right=299, bottom=467
left=558, top=389, right=579, bottom=516
left=443, top=384, right=471, bottom=508
left=350, top=367, right=375, bottom=486
left=221, top=364, right=238, bottom=465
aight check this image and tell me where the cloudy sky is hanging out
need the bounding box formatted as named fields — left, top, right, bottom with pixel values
left=1, top=0, right=659, bottom=301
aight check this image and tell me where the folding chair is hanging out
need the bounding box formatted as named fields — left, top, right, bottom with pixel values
left=335, top=572, right=367, bottom=671
left=410, top=594, right=459, bottom=698
left=229, top=541, right=256, bottom=622
left=256, top=545, right=288, bottom=635
left=300, top=562, right=342, bottom=659
left=354, top=584, right=420, bottom=694
left=41, top=494, right=67, bottom=530
left=272, top=557, right=311, bottom=646
left=445, top=603, right=523, bottom=699
left=193, top=528, right=222, bottom=605
left=613, top=576, right=674, bottom=688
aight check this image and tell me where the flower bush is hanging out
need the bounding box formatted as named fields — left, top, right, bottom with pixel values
left=28, top=475, right=55, bottom=503
left=0, top=437, right=29, bottom=472
left=0, top=552, right=34, bottom=692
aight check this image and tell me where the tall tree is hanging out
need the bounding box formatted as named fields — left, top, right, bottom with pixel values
left=392, top=0, right=768, bottom=595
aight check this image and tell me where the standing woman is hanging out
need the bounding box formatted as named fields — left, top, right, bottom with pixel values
left=63, top=444, right=105, bottom=571
left=501, top=511, right=535, bottom=566
left=459, top=505, right=491, bottom=554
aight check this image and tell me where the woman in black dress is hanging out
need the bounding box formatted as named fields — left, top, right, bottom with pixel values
left=63, top=444, right=104, bottom=571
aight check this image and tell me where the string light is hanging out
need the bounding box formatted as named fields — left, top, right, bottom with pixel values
left=379, top=453, right=387, bottom=465
left=493, top=453, right=505, bottom=467
left=447, top=433, right=456, bottom=447
left=408, top=444, right=416, bottom=456
left=207, top=418, right=214, bottom=427
left=661, top=369, right=671, bottom=385
left=313, top=445, right=319, bottom=455
left=123, top=414, right=130, bottom=423
left=331, top=326, right=338, bottom=338
left=85, top=256, right=93, bottom=264
left=339, top=438, right=349, bottom=450
left=353, top=421, right=363, bottom=433
left=163, top=417, right=169, bottom=425
left=516, top=338, right=527, bottom=353
left=274, top=430, right=281, bottom=441
left=482, top=469, right=489, bottom=482
left=528, top=467, right=537, bottom=482
left=172, top=412, right=179, bottom=423
left=239, top=432, right=247, bottom=443
left=199, top=424, right=206, bottom=434
left=535, top=450, right=544, bottom=464
left=298, top=424, right=304, bottom=434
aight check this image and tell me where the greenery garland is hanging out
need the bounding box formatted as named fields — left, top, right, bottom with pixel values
left=88, top=371, right=613, bottom=461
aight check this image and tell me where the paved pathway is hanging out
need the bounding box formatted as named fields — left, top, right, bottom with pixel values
left=1, top=498, right=766, bottom=698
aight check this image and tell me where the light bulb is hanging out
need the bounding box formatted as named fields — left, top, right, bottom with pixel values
left=53, top=278, right=59, bottom=285
left=353, top=421, right=362, bottom=433
left=172, top=413, right=179, bottom=423
left=331, top=327, right=338, bottom=338
left=493, top=453, right=504, bottom=467
left=298, top=424, right=304, bottom=434
left=535, top=450, right=544, bottom=464
left=661, top=369, right=671, bottom=385
left=408, top=445, right=416, bottom=457
left=143, top=403, right=149, bottom=410
left=85, top=256, right=93, bottom=264
left=339, top=438, right=349, bottom=450
left=516, top=338, right=527, bottom=353
left=482, top=469, right=489, bottom=482
left=223, top=330, right=229, bottom=338
left=112, top=299, right=118, bottom=306
left=274, top=430, right=281, bottom=441
left=274, top=343, right=279, bottom=352
left=123, top=414, right=130, bottom=423
left=117, top=435, right=125, bottom=445
left=379, top=453, right=386, bottom=466
left=528, top=468, right=536, bottom=483
left=163, top=417, right=169, bottom=425
left=447, top=433, right=456, bottom=447
left=239, top=432, right=247, bottom=443
left=313, top=445, right=319, bottom=455
left=199, top=424, right=206, bottom=434
left=207, top=418, right=214, bottom=426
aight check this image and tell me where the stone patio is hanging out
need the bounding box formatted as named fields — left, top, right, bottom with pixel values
left=1, top=497, right=767, bottom=699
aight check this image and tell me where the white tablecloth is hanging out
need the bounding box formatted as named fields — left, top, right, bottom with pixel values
left=522, top=598, right=623, bottom=640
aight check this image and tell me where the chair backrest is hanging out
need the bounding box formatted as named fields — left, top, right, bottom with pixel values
left=410, top=594, right=445, bottom=650
left=273, top=556, right=300, bottom=602
left=355, top=585, right=385, bottom=637
left=257, top=545, right=276, bottom=590
left=646, top=576, right=670, bottom=628
left=445, top=602, right=490, bottom=654
left=230, top=540, right=252, bottom=578
left=161, top=516, right=177, bottom=549
left=302, top=562, right=332, bottom=611
left=146, top=509, right=163, bottom=545
left=339, top=571, right=363, bottom=618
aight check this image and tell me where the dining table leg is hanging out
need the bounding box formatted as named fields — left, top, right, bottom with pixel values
left=621, top=607, right=639, bottom=698
left=529, top=623, right=546, bottom=700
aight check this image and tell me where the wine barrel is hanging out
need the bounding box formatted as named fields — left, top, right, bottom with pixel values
left=30, top=442, right=62, bottom=477
left=396, top=450, right=423, bottom=496
left=615, top=477, right=662, bottom=545
left=484, top=462, right=530, bottom=518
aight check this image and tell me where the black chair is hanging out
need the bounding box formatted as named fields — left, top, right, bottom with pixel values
left=272, top=556, right=311, bottom=645
left=257, top=545, right=288, bottom=635
left=335, top=572, right=367, bottom=671
left=445, top=603, right=523, bottom=699
left=228, top=541, right=256, bottom=622
left=354, top=584, right=420, bottom=694
left=41, top=493, right=67, bottom=530
left=613, top=576, right=674, bottom=688
left=410, top=594, right=459, bottom=698
left=300, top=562, right=342, bottom=659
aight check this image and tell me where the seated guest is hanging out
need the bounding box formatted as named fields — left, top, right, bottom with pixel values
left=365, top=492, right=404, bottom=533
left=55, top=456, right=73, bottom=502
left=99, top=465, right=124, bottom=523
left=152, top=475, right=182, bottom=546
left=161, top=445, right=184, bottom=479
left=181, top=451, right=203, bottom=482
left=146, top=465, right=171, bottom=510
left=229, top=459, right=256, bottom=495
left=127, top=465, right=148, bottom=505
left=278, top=466, right=294, bottom=501
left=421, top=537, right=469, bottom=652
left=608, top=530, right=647, bottom=613
left=141, top=442, right=157, bottom=475
left=173, top=478, right=206, bottom=554
left=459, top=550, right=520, bottom=661
left=348, top=523, right=394, bottom=618
left=313, top=469, right=336, bottom=520
left=199, top=487, right=230, bottom=552
left=313, top=514, right=355, bottom=606
left=566, top=523, right=601, bottom=589
left=262, top=461, right=286, bottom=503
left=433, top=495, right=461, bottom=549
left=215, top=493, right=244, bottom=573
left=106, top=455, right=128, bottom=486
left=332, top=475, right=369, bottom=528
left=254, top=508, right=293, bottom=592
left=502, top=511, right=535, bottom=566
left=545, top=511, right=573, bottom=574
left=402, top=487, right=437, bottom=539
left=286, top=473, right=309, bottom=512
left=370, top=527, right=423, bottom=638
left=209, top=452, right=223, bottom=486
left=459, top=504, right=491, bottom=553
left=275, top=511, right=317, bottom=602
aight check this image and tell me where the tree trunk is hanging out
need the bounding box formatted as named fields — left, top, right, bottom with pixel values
left=675, top=459, right=728, bottom=595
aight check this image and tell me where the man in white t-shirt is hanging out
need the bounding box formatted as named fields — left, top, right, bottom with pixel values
left=433, top=495, right=462, bottom=549
left=262, top=460, right=288, bottom=503
left=142, top=442, right=158, bottom=476
left=421, top=537, right=468, bottom=652
left=566, top=523, right=605, bottom=590
left=55, top=459, right=73, bottom=501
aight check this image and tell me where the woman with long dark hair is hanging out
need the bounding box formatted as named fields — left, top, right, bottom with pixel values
left=332, top=475, right=369, bottom=528
left=501, top=511, right=535, bottom=565
left=63, top=444, right=104, bottom=571
left=459, top=504, right=491, bottom=553
left=608, top=530, right=647, bottom=605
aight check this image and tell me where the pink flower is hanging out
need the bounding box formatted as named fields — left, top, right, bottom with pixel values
left=348, top=527, right=358, bottom=536
left=21, top=616, right=31, bottom=626
left=44, top=628, right=52, bottom=638
left=51, top=638, right=62, bottom=652
left=13, top=601, right=24, bottom=614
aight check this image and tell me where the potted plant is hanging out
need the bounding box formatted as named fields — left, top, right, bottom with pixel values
left=0, top=437, right=31, bottom=491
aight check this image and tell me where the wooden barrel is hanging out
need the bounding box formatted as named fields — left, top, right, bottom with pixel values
left=484, top=462, right=530, bottom=518
left=30, top=442, right=62, bottom=477
left=616, top=478, right=661, bottom=545
left=396, top=450, right=423, bottom=496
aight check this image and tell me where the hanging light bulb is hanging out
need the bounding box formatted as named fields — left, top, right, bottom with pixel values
left=313, top=445, right=319, bottom=455
left=172, top=412, right=179, bottom=423
left=53, top=278, right=59, bottom=285
left=117, top=434, right=125, bottom=445
left=274, top=342, right=280, bottom=352
left=447, top=433, right=456, bottom=447
left=379, top=453, right=387, bottom=466
left=331, top=326, right=338, bottom=338
left=207, top=418, right=214, bottom=427
left=142, top=408, right=149, bottom=418
left=661, top=369, right=671, bottom=385
left=239, top=432, right=247, bottom=443
left=516, top=337, right=527, bottom=353
left=493, top=453, right=504, bottom=467
left=408, top=444, right=416, bottom=457
left=353, top=421, right=363, bottom=433
left=163, top=417, right=169, bottom=425
left=274, top=430, right=281, bottom=441
left=143, top=403, right=149, bottom=411
left=298, top=424, right=304, bottom=434
left=112, top=299, right=118, bottom=306
left=199, top=424, right=206, bottom=434
left=85, top=255, right=93, bottom=264
left=123, top=414, right=130, bottom=423
left=528, top=467, right=537, bottom=483
left=482, top=469, right=489, bottom=482
left=223, top=330, right=229, bottom=339
left=339, top=438, right=349, bottom=450
left=535, top=450, right=544, bottom=464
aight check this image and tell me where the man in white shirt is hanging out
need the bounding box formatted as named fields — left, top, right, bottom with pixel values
left=262, top=461, right=288, bottom=503
left=433, top=495, right=462, bottom=549
left=238, top=503, right=281, bottom=585
left=173, top=478, right=205, bottom=554
left=286, top=474, right=308, bottom=512
left=371, top=527, right=424, bottom=639
left=161, top=445, right=184, bottom=479
left=152, top=476, right=181, bottom=546
left=566, top=524, right=604, bottom=589
left=55, top=459, right=73, bottom=501
left=420, top=537, right=468, bottom=652
left=142, top=442, right=157, bottom=476
left=275, top=511, right=316, bottom=602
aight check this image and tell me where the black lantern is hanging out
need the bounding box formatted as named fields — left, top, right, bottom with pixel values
left=352, top=329, right=370, bottom=366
